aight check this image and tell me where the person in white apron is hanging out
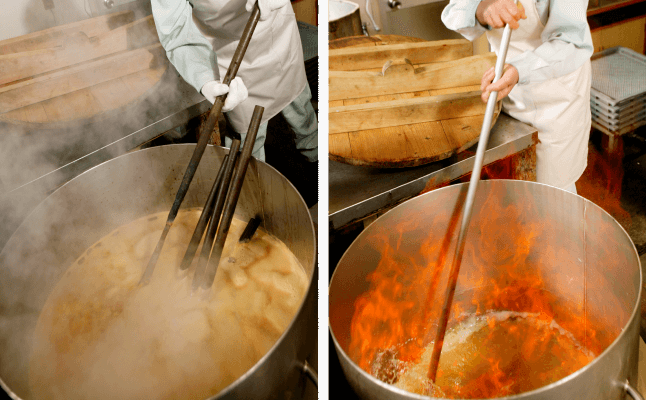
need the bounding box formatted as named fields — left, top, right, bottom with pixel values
left=151, top=0, right=318, bottom=163
left=442, top=0, right=594, bottom=193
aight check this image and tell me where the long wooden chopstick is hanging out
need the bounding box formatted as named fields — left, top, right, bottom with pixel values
left=191, top=142, right=240, bottom=290
left=178, top=153, right=230, bottom=271
left=201, top=105, right=264, bottom=290
left=138, top=4, right=261, bottom=286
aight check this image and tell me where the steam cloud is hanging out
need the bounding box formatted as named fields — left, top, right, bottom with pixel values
left=0, top=2, right=207, bottom=398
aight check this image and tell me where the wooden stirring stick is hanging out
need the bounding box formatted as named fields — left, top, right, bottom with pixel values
left=191, top=143, right=240, bottom=290
left=138, top=4, right=261, bottom=286
left=427, top=3, right=517, bottom=382
left=239, top=216, right=261, bottom=243
left=178, top=153, right=230, bottom=272
left=201, top=105, right=264, bottom=290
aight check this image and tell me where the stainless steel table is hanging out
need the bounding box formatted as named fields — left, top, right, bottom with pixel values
left=329, top=114, right=539, bottom=230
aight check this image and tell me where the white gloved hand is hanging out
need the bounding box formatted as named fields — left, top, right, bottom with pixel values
left=245, top=0, right=289, bottom=20
left=200, top=77, right=248, bottom=112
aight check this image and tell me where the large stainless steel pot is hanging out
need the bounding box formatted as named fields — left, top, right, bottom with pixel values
left=330, top=180, right=643, bottom=399
left=0, top=144, right=317, bottom=399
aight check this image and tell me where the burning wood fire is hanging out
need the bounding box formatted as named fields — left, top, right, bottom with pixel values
left=347, top=188, right=619, bottom=398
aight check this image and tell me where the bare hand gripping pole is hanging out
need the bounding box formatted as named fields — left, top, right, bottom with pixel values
left=427, top=4, right=517, bottom=381
left=139, top=3, right=261, bottom=286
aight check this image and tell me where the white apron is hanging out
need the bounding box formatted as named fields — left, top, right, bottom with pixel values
left=486, top=0, right=591, bottom=189
left=190, top=0, right=307, bottom=133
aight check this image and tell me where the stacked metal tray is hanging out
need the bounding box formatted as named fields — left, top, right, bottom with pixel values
left=590, top=46, right=646, bottom=135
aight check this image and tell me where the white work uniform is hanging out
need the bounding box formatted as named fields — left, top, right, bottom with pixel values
left=152, top=0, right=317, bottom=162
left=190, top=0, right=306, bottom=132
left=442, top=0, right=593, bottom=189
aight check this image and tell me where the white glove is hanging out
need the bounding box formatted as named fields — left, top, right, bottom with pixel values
left=245, top=0, right=289, bottom=21
left=200, top=77, right=248, bottom=112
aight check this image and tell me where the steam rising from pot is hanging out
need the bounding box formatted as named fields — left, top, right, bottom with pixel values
left=0, top=3, right=206, bottom=395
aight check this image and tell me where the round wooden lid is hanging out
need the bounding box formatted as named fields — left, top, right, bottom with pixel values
left=0, top=12, right=168, bottom=126
left=329, top=35, right=501, bottom=168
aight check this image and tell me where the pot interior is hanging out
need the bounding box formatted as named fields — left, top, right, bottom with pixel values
left=329, top=180, right=641, bottom=397
left=0, top=144, right=316, bottom=399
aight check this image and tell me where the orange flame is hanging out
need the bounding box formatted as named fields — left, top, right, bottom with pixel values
left=349, top=216, right=443, bottom=370
left=577, top=142, right=631, bottom=231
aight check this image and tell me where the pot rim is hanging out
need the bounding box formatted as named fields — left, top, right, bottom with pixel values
left=0, top=144, right=318, bottom=400
left=329, top=179, right=643, bottom=400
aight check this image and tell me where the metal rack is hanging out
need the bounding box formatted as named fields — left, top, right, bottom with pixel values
left=590, top=46, right=646, bottom=135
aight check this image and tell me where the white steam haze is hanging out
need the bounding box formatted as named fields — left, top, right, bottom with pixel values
left=0, top=1, right=211, bottom=399
left=0, top=0, right=202, bottom=246
left=0, top=0, right=137, bottom=41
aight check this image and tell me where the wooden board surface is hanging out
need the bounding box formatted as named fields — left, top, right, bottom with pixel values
left=329, top=39, right=473, bottom=70
left=0, top=11, right=135, bottom=55
left=0, top=66, right=167, bottom=124
left=329, top=53, right=496, bottom=101
left=330, top=90, right=488, bottom=134
left=0, top=13, right=168, bottom=125
left=329, top=35, right=501, bottom=168
left=0, top=15, right=158, bottom=86
left=0, top=44, right=164, bottom=114
left=328, top=34, right=426, bottom=49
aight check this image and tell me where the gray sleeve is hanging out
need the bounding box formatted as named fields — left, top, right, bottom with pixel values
left=151, top=0, right=219, bottom=93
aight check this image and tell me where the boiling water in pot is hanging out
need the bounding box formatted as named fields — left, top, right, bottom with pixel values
left=28, top=209, right=308, bottom=400
left=371, top=311, right=596, bottom=398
